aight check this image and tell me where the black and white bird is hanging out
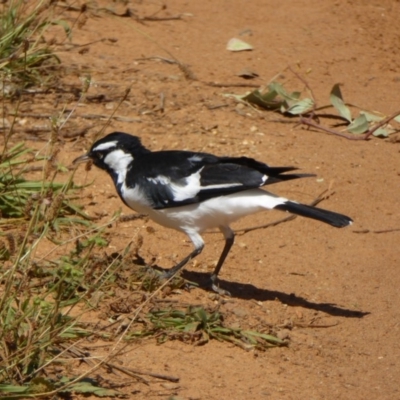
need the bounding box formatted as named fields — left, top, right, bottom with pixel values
left=74, top=132, right=352, bottom=294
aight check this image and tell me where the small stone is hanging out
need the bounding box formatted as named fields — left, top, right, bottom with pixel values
left=277, top=329, right=290, bottom=340
left=233, top=308, right=248, bottom=318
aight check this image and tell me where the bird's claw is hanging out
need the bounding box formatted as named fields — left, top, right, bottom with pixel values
left=210, top=275, right=231, bottom=296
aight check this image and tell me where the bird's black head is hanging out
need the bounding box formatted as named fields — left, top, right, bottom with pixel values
left=73, top=132, right=150, bottom=172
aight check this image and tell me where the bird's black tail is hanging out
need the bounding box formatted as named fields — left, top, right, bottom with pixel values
left=274, top=201, right=352, bottom=228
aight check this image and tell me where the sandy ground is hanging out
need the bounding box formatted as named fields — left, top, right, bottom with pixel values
left=4, top=0, right=400, bottom=399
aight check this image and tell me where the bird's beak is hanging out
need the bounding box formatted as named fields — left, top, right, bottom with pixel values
left=73, top=153, right=92, bottom=165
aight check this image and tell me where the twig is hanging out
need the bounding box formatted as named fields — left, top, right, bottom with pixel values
left=103, top=363, right=150, bottom=385
left=159, top=92, right=165, bottom=113
left=300, top=109, right=400, bottom=140
left=119, top=213, right=148, bottom=222
left=135, top=52, right=197, bottom=81
left=236, top=189, right=334, bottom=235
left=105, top=362, right=179, bottom=383
left=364, top=110, right=400, bottom=139
left=134, top=56, right=177, bottom=64
left=7, top=111, right=141, bottom=123
left=292, top=321, right=339, bottom=328
left=353, top=228, right=400, bottom=234
left=81, top=114, right=141, bottom=123
left=237, top=213, right=297, bottom=235
left=205, top=82, right=261, bottom=88
left=287, top=65, right=318, bottom=119
left=299, top=116, right=365, bottom=140
left=374, top=228, right=400, bottom=234
left=61, top=345, right=176, bottom=385
left=142, top=15, right=183, bottom=22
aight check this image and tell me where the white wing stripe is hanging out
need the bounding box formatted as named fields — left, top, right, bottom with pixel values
left=200, top=182, right=243, bottom=190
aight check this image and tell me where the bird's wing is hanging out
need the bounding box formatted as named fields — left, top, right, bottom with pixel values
left=127, top=151, right=307, bottom=209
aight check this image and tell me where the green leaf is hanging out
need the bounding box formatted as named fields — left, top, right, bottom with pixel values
left=394, top=114, right=400, bottom=123
left=330, top=84, right=352, bottom=122
left=0, top=384, right=29, bottom=394
left=183, top=321, right=201, bottom=332
left=226, top=38, right=253, bottom=51
left=360, top=110, right=383, bottom=122
left=285, top=98, right=314, bottom=115
left=242, top=89, right=280, bottom=110
left=268, top=82, right=294, bottom=101
left=242, top=330, right=286, bottom=344
left=211, top=327, right=233, bottom=334
left=347, top=114, right=369, bottom=134
left=63, top=381, right=120, bottom=397
left=372, top=127, right=389, bottom=137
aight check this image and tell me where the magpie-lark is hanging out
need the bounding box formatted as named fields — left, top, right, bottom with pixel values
left=74, top=132, right=352, bottom=294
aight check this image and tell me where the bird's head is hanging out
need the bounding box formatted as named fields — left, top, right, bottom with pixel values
left=73, top=132, right=150, bottom=175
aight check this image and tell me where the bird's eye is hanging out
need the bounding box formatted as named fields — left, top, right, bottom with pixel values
left=95, top=152, right=104, bottom=159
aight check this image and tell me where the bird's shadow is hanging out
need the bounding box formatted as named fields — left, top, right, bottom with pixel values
left=181, top=270, right=369, bottom=319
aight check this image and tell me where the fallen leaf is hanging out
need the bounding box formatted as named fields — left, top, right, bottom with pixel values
left=227, top=38, right=253, bottom=52
left=237, top=68, right=259, bottom=79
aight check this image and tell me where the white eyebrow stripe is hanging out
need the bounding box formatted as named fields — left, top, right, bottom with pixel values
left=93, top=141, right=118, bottom=151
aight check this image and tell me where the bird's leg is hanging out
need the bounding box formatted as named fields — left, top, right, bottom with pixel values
left=209, top=226, right=235, bottom=296
left=162, top=244, right=204, bottom=279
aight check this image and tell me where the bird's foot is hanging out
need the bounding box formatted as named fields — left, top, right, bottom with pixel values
left=159, top=270, right=173, bottom=281
left=160, top=270, right=230, bottom=296
left=210, top=275, right=231, bottom=296
left=158, top=269, right=201, bottom=293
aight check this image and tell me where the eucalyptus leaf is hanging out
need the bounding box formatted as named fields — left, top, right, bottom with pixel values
left=360, top=110, right=384, bottom=122
left=330, top=84, right=352, bottom=122
left=286, top=98, right=314, bottom=115
left=347, top=114, right=369, bottom=134
left=268, top=82, right=296, bottom=101
left=372, top=127, right=389, bottom=137
left=226, top=38, right=253, bottom=51
left=242, top=89, right=281, bottom=110
left=259, top=88, right=280, bottom=103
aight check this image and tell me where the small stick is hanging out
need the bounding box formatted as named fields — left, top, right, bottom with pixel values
left=159, top=92, right=165, bottom=113
left=290, top=322, right=339, bottom=328
left=287, top=65, right=318, bottom=119
left=7, top=111, right=141, bottom=123
left=205, top=82, right=262, bottom=88
left=300, top=109, right=400, bottom=140
left=354, top=228, right=400, bottom=234
left=105, top=362, right=179, bottom=383
left=374, top=228, right=400, bottom=234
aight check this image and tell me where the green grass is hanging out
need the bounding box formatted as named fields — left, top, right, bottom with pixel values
left=0, top=0, right=69, bottom=91
left=132, top=306, right=286, bottom=350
